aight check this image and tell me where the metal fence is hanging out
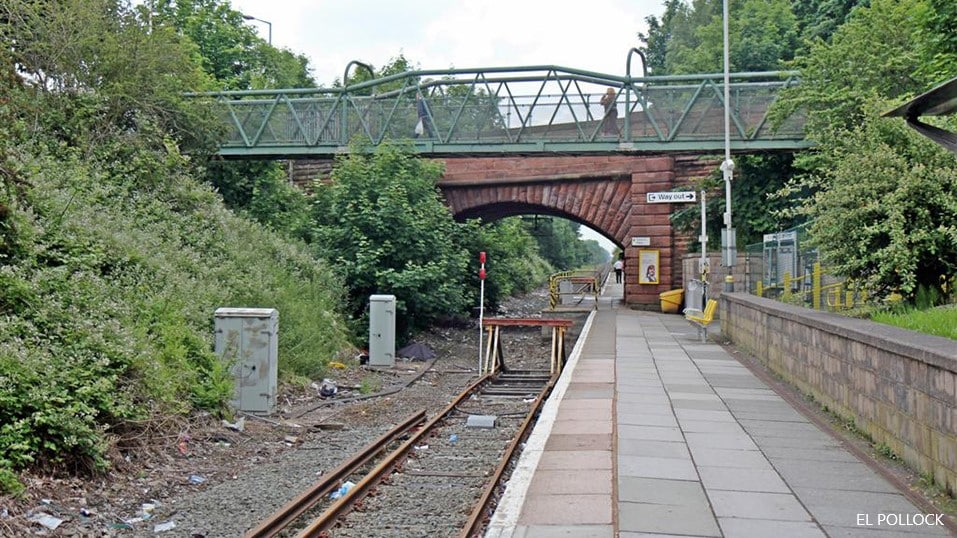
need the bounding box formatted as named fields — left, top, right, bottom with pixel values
left=744, top=224, right=870, bottom=310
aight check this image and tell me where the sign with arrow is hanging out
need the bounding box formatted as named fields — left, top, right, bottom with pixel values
left=646, top=191, right=697, bottom=203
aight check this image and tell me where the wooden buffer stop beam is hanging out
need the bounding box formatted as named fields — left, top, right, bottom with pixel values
left=481, top=318, right=574, bottom=376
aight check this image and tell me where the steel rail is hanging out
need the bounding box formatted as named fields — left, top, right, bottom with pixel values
left=244, top=410, right=426, bottom=538
left=295, top=374, right=494, bottom=537
left=458, top=375, right=557, bottom=538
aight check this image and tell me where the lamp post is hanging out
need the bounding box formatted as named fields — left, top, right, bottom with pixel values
left=721, top=0, right=736, bottom=292
left=241, top=14, right=272, bottom=45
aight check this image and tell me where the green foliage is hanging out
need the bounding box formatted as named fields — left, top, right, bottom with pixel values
left=312, top=143, right=470, bottom=340
left=671, top=154, right=798, bottom=251
left=203, top=160, right=314, bottom=240
left=640, top=0, right=798, bottom=74
left=804, top=114, right=957, bottom=302
left=0, top=0, right=220, bottom=152
left=0, top=139, right=350, bottom=472
left=0, top=468, right=23, bottom=496
left=151, top=0, right=315, bottom=90
left=527, top=219, right=607, bottom=271
left=917, top=0, right=957, bottom=81
left=772, top=0, right=957, bottom=304
left=466, top=218, right=554, bottom=309
left=872, top=305, right=957, bottom=340
left=772, top=0, right=930, bottom=137
left=792, top=0, right=870, bottom=44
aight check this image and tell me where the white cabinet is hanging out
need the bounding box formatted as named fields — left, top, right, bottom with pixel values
left=369, top=295, right=396, bottom=367
left=214, top=308, right=278, bottom=414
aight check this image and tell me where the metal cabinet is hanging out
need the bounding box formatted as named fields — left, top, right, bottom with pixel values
left=214, top=308, right=278, bottom=414
left=369, top=295, right=396, bottom=367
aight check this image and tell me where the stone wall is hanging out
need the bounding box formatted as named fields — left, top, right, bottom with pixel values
left=721, top=293, right=957, bottom=496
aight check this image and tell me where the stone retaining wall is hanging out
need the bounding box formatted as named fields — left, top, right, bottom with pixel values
left=720, top=293, right=957, bottom=496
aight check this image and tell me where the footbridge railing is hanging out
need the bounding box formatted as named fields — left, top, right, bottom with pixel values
left=188, top=66, right=809, bottom=157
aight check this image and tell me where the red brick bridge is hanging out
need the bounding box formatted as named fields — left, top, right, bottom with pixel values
left=294, top=154, right=715, bottom=307
left=437, top=155, right=714, bottom=307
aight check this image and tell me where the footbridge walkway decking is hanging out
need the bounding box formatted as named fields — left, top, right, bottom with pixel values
left=485, top=280, right=954, bottom=538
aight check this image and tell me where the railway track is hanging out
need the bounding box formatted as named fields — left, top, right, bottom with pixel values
left=247, top=369, right=556, bottom=538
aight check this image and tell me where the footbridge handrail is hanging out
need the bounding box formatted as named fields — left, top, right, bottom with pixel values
left=188, top=65, right=808, bottom=157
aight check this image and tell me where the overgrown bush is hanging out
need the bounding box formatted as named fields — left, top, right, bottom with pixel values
left=0, top=136, right=349, bottom=474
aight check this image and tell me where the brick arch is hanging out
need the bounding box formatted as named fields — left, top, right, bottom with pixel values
left=441, top=177, right=634, bottom=248
left=436, top=155, right=690, bottom=306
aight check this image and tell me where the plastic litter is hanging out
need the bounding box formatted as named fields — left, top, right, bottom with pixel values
left=188, top=474, right=206, bottom=485
left=449, top=434, right=458, bottom=444
left=28, top=512, right=63, bottom=530
left=222, top=416, right=245, bottom=432
left=329, top=480, right=355, bottom=500
left=154, top=520, right=176, bottom=533
left=319, top=379, right=338, bottom=398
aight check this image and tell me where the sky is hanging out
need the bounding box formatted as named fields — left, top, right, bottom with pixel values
left=225, top=0, right=667, bottom=252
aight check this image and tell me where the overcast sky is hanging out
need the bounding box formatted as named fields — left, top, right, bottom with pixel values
left=226, top=0, right=667, bottom=251
left=229, top=0, right=665, bottom=86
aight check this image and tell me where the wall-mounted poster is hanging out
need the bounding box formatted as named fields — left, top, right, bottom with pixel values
left=639, top=249, right=659, bottom=284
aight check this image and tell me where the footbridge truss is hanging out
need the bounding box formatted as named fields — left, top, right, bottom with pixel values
left=191, top=64, right=809, bottom=157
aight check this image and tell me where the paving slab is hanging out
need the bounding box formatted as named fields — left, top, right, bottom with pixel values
left=697, top=465, right=790, bottom=493
left=618, top=476, right=710, bottom=505
left=708, top=490, right=813, bottom=521
left=718, top=518, right=827, bottom=538
left=618, top=455, right=699, bottom=481
left=489, top=303, right=949, bottom=538
left=619, top=502, right=722, bottom=536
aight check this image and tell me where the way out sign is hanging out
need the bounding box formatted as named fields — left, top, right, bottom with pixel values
left=646, top=191, right=697, bottom=203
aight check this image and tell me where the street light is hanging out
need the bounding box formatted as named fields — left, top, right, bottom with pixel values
left=242, top=14, right=272, bottom=45
left=721, top=0, right=736, bottom=292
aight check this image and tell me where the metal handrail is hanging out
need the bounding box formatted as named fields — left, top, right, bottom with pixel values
left=188, top=64, right=807, bottom=157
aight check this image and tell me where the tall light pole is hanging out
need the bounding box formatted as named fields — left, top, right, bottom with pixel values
left=242, top=14, right=272, bottom=45
left=721, top=0, right=736, bottom=292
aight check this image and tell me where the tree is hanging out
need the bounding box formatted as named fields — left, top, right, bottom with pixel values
left=466, top=218, right=554, bottom=309
left=639, top=0, right=687, bottom=75
left=774, top=0, right=957, bottom=303
left=792, top=0, right=869, bottom=44
left=151, top=0, right=315, bottom=90
left=311, top=144, right=471, bottom=340
left=917, top=0, right=957, bottom=82
left=0, top=0, right=218, bottom=151
left=528, top=218, right=606, bottom=270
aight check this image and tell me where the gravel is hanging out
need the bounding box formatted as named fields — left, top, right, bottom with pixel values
left=4, top=287, right=588, bottom=537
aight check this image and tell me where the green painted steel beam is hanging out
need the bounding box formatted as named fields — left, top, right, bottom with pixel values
left=216, top=139, right=813, bottom=159
left=193, top=66, right=809, bottom=157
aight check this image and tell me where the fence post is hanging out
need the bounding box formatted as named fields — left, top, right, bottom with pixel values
left=812, top=262, right=821, bottom=310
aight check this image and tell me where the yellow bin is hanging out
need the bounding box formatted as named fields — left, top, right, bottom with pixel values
left=659, top=289, right=684, bottom=314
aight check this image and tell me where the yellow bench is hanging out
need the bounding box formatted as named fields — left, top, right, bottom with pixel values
left=685, top=299, right=718, bottom=342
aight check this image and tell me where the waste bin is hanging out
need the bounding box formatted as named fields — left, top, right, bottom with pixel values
left=659, top=289, right=684, bottom=314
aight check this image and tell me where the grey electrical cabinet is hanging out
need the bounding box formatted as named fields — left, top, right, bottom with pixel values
left=214, top=308, right=278, bottom=414
left=369, top=295, right=396, bottom=367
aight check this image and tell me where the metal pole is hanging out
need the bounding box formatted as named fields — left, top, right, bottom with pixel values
left=700, top=190, right=707, bottom=270
left=478, top=252, right=486, bottom=374
left=721, top=0, right=736, bottom=292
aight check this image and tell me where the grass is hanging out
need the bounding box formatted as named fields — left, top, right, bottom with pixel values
left=871, top=305, right=957, bottom=340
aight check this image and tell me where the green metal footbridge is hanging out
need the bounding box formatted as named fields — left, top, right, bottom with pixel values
left=192, top=63, right=809, bottom=158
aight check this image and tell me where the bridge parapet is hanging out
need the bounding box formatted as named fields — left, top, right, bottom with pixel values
left=190, top=66, right=809, bottom=157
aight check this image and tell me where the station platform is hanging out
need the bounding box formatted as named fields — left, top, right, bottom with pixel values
left=485, top=280, right=954, bottom=538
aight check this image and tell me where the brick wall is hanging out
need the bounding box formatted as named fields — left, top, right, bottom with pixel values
left=721, top=293, right=957, bottom=496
